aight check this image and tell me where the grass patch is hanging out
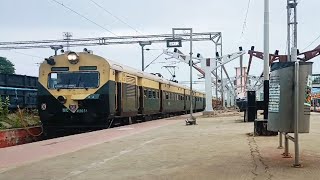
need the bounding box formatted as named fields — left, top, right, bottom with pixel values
left=0, top=96, right=41, bottom=130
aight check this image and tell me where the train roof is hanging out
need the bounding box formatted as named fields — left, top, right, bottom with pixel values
left=103, top=56, right=204, bottom=94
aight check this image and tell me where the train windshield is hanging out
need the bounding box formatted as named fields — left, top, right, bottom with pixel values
left=48, top=72, right=99, bottom=89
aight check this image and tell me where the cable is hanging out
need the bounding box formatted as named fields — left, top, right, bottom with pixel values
left=51, top=0, right=117, bottom=36
left=11, top=50, right=44, bottom=59
left=88, top=0, right=166, bottom=50
left=239, top=0, right=251, bottom=40
left=144, top=52, right=164, bottom=70
left=302, top=34, right=320, bottom=51
left=89, top=0, right=141, bottom=35
left=152, top=61, right=180, bottom=64
left=88, top=0, right=168, bottom=50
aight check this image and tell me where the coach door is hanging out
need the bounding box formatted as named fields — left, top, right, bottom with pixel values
left=115, top=71, right=122, bottom=116
left=138, top=77, right=144, bottom=114
left=123, top=74, right=138, bottom=116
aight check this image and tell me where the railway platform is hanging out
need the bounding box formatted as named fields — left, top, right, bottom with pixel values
left=1, top=112, right=320, bottom=180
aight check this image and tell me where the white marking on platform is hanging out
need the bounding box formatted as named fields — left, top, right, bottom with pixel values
left=61, top=138, right=160, bottom=180
left=117, top=127, right=134, bottom=131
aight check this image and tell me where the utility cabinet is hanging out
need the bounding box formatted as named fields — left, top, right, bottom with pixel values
left=267, top=62, right=313, bottom=133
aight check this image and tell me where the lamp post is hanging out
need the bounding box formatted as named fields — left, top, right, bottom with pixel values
left=139, top=41, right=152, bottom=71
left=263, top=0, right=270, bottom=120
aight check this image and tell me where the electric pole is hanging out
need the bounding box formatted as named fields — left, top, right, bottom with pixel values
left=63, top=32, right=73, bottom=51
left=263, top=0, right=270, bottom=120
left=287, top=0, right=298, bottom=60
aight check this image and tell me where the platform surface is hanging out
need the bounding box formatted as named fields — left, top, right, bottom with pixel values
left=1, top=112, right=320, bottom=180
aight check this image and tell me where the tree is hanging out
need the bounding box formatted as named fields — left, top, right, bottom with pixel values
left=0, top=57, right=15, bottom=74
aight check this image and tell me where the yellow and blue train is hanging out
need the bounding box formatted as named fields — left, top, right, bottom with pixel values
left=38, top=50, right=205, bottom=135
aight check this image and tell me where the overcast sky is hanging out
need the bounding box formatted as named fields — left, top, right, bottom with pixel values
left=0, top=0, right=319, bottom=92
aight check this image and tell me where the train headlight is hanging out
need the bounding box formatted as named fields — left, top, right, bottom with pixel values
left=67, top=52, right=79, bottom=64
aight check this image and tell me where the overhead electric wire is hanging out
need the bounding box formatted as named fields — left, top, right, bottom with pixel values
left=144, top=52, right=164, bottom=70
left=88, top=0, right=193, bottom=77
left=302, top=34, right=320, bottom=51
left=88, top=0, right=164, bottom=49
left=240, top=0, right=251, bottom=39
left=89, top=0, right=141, bottom=35
left=11, top=50, right=44, bottom=59
left=51, top=0, right=117, bottom=36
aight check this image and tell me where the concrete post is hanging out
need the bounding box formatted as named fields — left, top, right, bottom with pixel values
left=204, top=58, right=214, bottom=112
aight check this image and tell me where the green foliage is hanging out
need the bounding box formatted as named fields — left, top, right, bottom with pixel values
left=0, top=96, right=40, bottom=129
left=0, top=56, right=15, bottom=74
left=3, top=96, right=9, bottom=117
left=0, top=97, right=3, bottom=119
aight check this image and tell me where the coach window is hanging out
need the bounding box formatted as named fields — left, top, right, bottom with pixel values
left=144, top=89, right=148, bottom=98
left=157, top=91, right=159, bottom=99
left=148, top=90, right=152, bottom=99
left=152, top=90, right=156, bottom=99
left=166, top=92, right=169, bottom=100
left=48, top=73, right=58, bottom=88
